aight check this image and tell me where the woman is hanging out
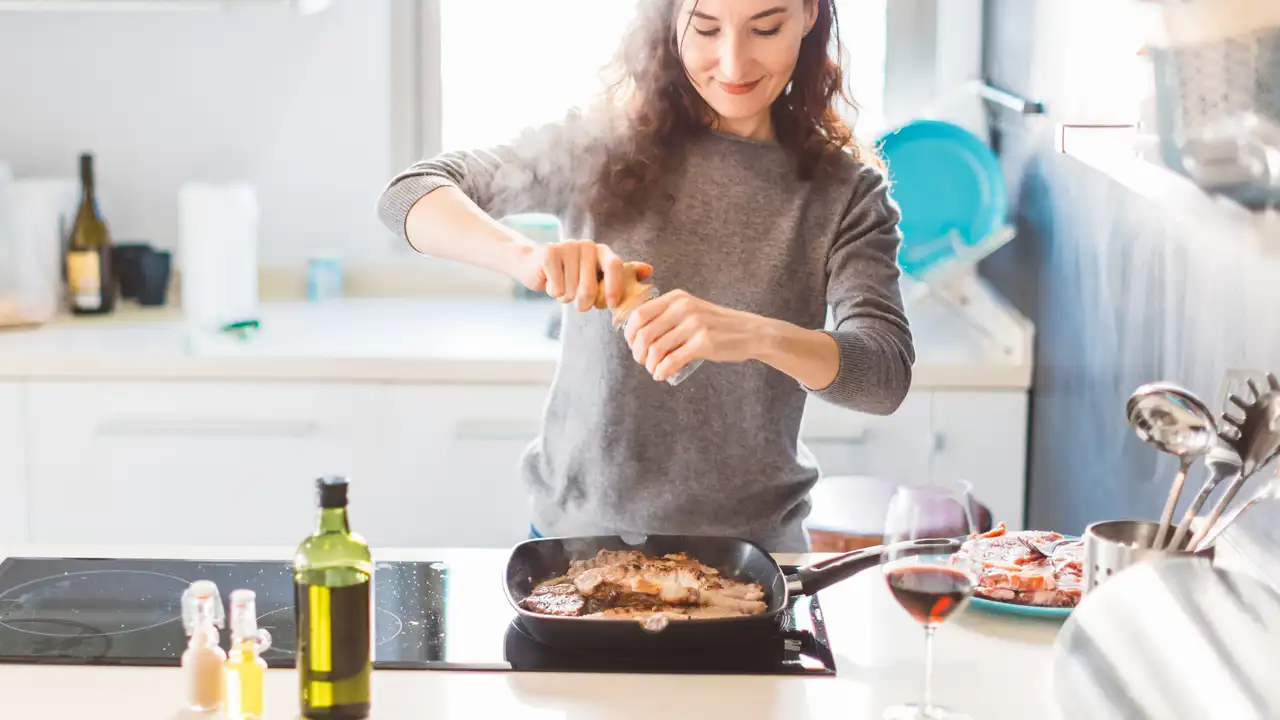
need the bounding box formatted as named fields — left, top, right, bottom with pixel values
left=376, top=0, right=913, bottom=552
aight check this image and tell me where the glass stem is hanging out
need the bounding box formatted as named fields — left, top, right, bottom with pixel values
left=923, top=624, right=937, bottom=713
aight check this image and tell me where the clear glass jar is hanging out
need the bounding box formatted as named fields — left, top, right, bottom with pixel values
left=610, top=284, right=704, bottom=386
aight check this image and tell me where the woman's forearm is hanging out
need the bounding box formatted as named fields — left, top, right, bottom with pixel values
left=753, top=317, right=841, bottom=391
left=403, top=186, right=533, bottom=279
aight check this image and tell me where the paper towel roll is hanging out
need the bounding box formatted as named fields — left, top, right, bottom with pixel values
left=0, top=176, right=80, bottom=325
left=179, top=182, right=259, bottom=330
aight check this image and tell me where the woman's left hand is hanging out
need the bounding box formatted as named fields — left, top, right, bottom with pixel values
left=623, top=290, right=764, bottom=382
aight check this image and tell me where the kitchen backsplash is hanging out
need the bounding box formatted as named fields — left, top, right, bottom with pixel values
left=0, top=0, right=395, bottom=268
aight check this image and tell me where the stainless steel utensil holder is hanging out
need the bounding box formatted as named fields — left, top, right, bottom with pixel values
left=1084, top=519, right=1214, bottom=595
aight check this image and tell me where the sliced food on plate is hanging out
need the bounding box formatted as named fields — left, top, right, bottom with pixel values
left=956, top=524, right=1084, bottom=610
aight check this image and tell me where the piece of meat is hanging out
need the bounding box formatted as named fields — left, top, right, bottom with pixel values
left=519, top=583, right=586, bottom=616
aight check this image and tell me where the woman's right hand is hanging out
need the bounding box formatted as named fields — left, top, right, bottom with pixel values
left=516, top=240, right=653, bottom=312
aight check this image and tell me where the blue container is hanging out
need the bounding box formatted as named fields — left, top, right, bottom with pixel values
left=875, top=120, right=1007, bottom=279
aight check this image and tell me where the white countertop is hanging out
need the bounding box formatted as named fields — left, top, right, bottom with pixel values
left=0, top=287, right=1033, bottom=389
left=0, top=543, right=1064, bottom=720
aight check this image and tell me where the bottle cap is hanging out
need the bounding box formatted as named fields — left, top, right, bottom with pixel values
left=181, top=580, right=225, bottom=636
left=317, top=475, right=349, bottom=508
left=228, top=588, right=272, bottom=651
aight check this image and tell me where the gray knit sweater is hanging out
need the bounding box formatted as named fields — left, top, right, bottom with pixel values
left=376, top=114, right=915, bottom=552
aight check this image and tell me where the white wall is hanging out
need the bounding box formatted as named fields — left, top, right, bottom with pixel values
left=0, top=0, right=395, bottom=268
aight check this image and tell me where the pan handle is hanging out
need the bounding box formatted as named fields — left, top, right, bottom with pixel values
left=788, top=538, right=962, bottom=597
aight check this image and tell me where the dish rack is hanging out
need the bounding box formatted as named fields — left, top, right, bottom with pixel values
left=1146, top=0, right=1280, bottom=206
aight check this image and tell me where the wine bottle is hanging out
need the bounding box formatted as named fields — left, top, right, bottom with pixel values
left=66, top=152, right=115, bottom=315
left=293, top=476, right=373, bottom=719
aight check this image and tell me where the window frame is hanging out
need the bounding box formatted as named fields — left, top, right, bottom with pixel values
left=390, top=0, right=978, bottom=176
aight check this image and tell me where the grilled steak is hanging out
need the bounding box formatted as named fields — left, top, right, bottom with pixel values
left=521, top=549, right=769, bottom=622
left=519, top=583, right=586, bottom=616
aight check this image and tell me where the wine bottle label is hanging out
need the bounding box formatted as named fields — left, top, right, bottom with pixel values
left=67, top=250, right=102, bottom=311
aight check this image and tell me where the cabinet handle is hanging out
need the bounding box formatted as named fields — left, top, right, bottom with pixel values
left=96, top=416, right=319, bottom=439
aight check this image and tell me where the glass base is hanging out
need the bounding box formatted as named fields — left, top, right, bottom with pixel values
left=883, top=703, right=972, bottom=720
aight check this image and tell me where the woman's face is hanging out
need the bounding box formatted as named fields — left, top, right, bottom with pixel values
left=675, top=0, right=818, bottom=138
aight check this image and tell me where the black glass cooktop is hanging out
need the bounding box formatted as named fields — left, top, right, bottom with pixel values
left=0, top=557, right=835, bottom=676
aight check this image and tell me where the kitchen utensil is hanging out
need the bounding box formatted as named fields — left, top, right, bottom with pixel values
left=1190, top=373, right=1280, bottom=550
left=874, top=120, right=1007, bottom=279
left=1018, top=535, right=1075, bottom=560
left=1083, top=519, right=1212, bottom=595
left=503, top=533, right=959, bottom=652
left=1053, top=556, right=1280, bottom=720
left=1194, top=477, right=1280, bottom=552
left=1167, top=439, right=1243, bottom=552
left=1125, top=382, right=1218, bottom=548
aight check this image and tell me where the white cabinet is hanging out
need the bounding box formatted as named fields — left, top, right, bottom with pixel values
left=25, top=381, right=384, bottom=546
left=932, top=390, right=1028, bottom=530
left=0, top=383, right=26, bottom=542
left=379, top=384, right=548, bottom=549
left=800, top=391, right=935, bottom=483
left=802, top=390, right=1029, bottom=532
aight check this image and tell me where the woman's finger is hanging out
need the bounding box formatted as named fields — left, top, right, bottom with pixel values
left=596, top=245, right=626, bottom=309
left=575, top=244, right=600, bottom=312
left=653, top=331, right=706, bottom=382
left=643, top=316, right=699, bottom=373
left=624, top=290, right=683, bottom=344
left=542, top=248, right=566, bottom=299
left=630, top=303, right=690, bottom=365
left=560, top=244, right=581, bottom=303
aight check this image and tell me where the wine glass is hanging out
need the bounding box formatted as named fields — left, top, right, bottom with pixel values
left=880, top=479, right=981, bottom=720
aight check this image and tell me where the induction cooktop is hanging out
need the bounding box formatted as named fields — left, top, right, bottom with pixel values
left=0, top=557, right=836, bottom=676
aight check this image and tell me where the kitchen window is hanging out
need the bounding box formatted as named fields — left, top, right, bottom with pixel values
left=392, top=0, right=892, bottom=170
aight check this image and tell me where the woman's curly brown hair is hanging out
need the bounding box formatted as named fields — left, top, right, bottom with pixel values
left=589, top=0, right=865, bottom=224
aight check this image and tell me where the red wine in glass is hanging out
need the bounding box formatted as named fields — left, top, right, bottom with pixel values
left=880, top=479, right=981, bottom=720
left=886, top=566, right=975, bottom=626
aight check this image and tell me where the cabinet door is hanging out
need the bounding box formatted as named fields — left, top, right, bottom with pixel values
left=381, top=384, right=548, bottom=548
left=26, top=381, right=384, bottom=546
left=800, top=392, right=935, bottom=483
left=931, top=390, right=1029, bottom=529
left=0, top=382, right=27, bottom=542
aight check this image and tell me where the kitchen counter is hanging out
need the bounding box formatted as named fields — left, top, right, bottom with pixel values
left=0, top=543, right=1062, bottom=720
left=0, top=285, right=1033, bottom=389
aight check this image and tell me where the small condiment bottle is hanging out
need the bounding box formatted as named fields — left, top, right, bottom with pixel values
left=180, top=580, right=227, bottom=714
left=224, top=589, right=272, bottom=720
left=601, top=265, right=703, bottom=386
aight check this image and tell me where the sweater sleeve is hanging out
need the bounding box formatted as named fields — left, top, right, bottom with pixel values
left=375, top=109, right=607, bottom=246
left=806, top=162, right=916, bottom=415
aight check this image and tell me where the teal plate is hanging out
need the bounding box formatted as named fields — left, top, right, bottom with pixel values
left=967, top=596, right=1073, bottom=619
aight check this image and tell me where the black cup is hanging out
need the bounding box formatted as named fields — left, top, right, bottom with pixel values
left=112, top=243, right=152, bottom=300
left=135, top=249, right=171, bottom=307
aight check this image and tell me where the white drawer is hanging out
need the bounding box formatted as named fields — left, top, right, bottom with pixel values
left=800, top=391, right=935, bottom=484
left=25, top=381, right=384, bottom=546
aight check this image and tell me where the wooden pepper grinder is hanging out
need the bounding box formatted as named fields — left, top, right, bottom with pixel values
left=592, top=263, right=658, bottom=329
